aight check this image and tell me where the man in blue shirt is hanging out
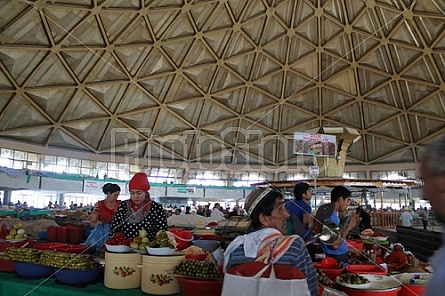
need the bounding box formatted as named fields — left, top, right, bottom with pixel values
left=321, top=186, right=357, bottom=263
left=285, top=182, right=313, bottom=229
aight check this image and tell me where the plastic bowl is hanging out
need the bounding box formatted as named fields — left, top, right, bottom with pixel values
left=14, top=262, right=54, bottom=278
left=371, top=236, right=388, bottom=241
left=346, top=264, right=387, bottom=275
left=191, top=240, right=220, bottom=252
left=105, top=244, right=131, bottom=253
left=177, top=277, right=222, bottom=296
left=56, top=244, right=89, bottom=254
left=147, top=247, right=175, bottom=255
left=185, top=253, right=208, bottom=261
left=314, top=262, right=345, bottom=281
left=55, top=268, right=101, bottom=285
left=321, top=257, right=338, bottom=269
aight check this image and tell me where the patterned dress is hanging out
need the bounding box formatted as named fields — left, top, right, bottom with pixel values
left=109, top=199, right=167, bottom=241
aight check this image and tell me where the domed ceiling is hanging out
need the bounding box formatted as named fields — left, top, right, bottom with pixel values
left=0, top=0, right=445, bottom=170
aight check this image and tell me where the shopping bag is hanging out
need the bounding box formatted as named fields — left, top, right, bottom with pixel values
left=82, top=223, right=110, bottom=248
left=222, top=262, right=310, bottom=296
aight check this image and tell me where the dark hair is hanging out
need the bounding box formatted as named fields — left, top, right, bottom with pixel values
left=102, top=183, right=121, bottom=195
left=293, top=182, right=310, bottom=200
left=249, top=189, right=283, bottom=232
left=330, top=186, right=351, bottom=203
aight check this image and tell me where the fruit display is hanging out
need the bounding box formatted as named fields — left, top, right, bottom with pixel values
left=148, top=230, right=177, bottom=249
left=5, top=223, right=27, bottom=240
left=130, top=229, right=150, bottom=250
left=337, top=273, right=371, bottom=285
left=2, top=247, right=40, bottom=263
left=173, top=259, right=221, bottom=279
left=315, top=268, right=334, bottom=286
left=105, top=233, right=131, bottom=246
left=40, top=250, right=99, bottom=270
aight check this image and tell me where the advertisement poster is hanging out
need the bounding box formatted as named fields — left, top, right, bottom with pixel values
left=293, top=132, right=337, bottom=157
left=83, top=180, right=127, bottom=195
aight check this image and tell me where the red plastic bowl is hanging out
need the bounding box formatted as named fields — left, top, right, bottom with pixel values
left=346, top=264, right=387, bottom=275
left=321, top=257, right=338, bottom=269
left=34, top=242, right=67, bottom=251
left=185, top=253, right=208, bottom=261
left=177, top=277, right=222, bottom=296
left=56, top=244, right=89, bottom=254
left=314, top=262, right=345, bottom=281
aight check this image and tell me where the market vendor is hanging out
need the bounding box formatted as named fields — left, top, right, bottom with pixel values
left=109, top=172, right=167, bottom=241
left=90, top=183, right=121, bottom=228
left=223, top=187, right=318, bottom=296
left=320, top=186, right=357, bottom=263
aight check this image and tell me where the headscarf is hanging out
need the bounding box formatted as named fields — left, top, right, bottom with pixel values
left=129, top=172, right=150, bottom=192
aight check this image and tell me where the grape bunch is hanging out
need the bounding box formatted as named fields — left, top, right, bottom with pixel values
left=174, top=259, right=220, bottom=279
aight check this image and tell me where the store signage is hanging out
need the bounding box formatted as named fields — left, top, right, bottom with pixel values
left=309, top=166, right=319, bottom=175
left=177, top=187, right=188, bottom=193
left=83, top=180, right=127, bottom=194
left=293, top=132, right=336, bottom=157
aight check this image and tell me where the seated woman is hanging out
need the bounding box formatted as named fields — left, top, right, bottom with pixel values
left=223, top=187, right=318, bottom=296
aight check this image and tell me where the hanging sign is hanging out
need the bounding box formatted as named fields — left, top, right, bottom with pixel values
left=293, top=132, right=337, bottom=157
left=309, top=166, right=319, bottom=175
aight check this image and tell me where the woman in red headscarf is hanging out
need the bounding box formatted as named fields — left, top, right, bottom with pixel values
left=109, top=172, right=167, bottom=241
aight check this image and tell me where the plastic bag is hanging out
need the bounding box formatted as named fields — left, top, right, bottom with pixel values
left=83, top=223, right=110, bottom=249
left=222, top=262, right=310, bottom=296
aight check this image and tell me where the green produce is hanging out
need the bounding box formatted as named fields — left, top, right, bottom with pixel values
left=173, top=259, right=220, bottom=279
left=39, top=250, right=99, bottom=270
left=315, top=268, right=334, bottom=286
left=338, top=273, right=370, bottom=285
left=2, top=247, right=40, bottom=263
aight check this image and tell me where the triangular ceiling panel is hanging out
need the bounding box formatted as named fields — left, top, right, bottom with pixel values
left=0, top=9, right=49, bottom=46
left=86, top=82, right=129, bottom=113
left=164, top=75, right=203, bottom=103
left=62, top=120, right=109, bottom=149
left=362, top=102, right=399, bottom=129
left=0, top=69, right=13, bottom=89
left=182, top=39, right=218, bottom=68
left=169, top=99, right=205, bottom=126
left=182, top=64, right=219, bottom=93
left=154, top=109, right=193, bottom=135
left=114, top=47, right=153, bottom=77
left=43, top=7, right=88, bottom=43
left=212, top=87, right=247, bottom=113
left=375, top=6, right=404, bottom=36
left=99, top=11, right=140, bottom=43
left=27, top=54, right=77, bottom=87
left=86, top=52, right=129, bottom=83
left=370, top=116, right=410, bottom=142
left=402, top=57, right=440, bottom=83
left=138, top=48, right=176, bottom=77
left=409, top=114, right=445, bottom=141
left=61, top=92, right=108, bottom=121
left=62, top=15, right=106, bottom=47
left=365, top=81, right=402, bottom=107
left=113, top=18, right=154, bottom=45
left=138, top=74, right=175, bottom=102
left=1, top=96, right=51, bottom=130
left=410, top=92, right=445, bottom=117
left=320, top=89, right=355, bottom=114
left=49, top=129, right=94, bottom=151
left=198, top=100, right=237, bottom=127
left=119, top=109, right=159, bottom=131
left=0, top=49, right=47, bottom=86
left=224, top=52, right=255, bottom=81
left=60, top=50, right=102, bottom=82
left=0, top=128, right=51, bottom=146
left=99, top=120, right=147, bottom=153
left=365, top=135, right=406, bottom=161
left=26, top=88, right=76, bottom=121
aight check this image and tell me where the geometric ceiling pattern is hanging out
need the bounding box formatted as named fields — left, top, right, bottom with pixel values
left=1, top=0, right=445, bottom=170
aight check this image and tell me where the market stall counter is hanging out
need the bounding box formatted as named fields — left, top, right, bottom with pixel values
left=0, top=272, right=180, bottom=296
